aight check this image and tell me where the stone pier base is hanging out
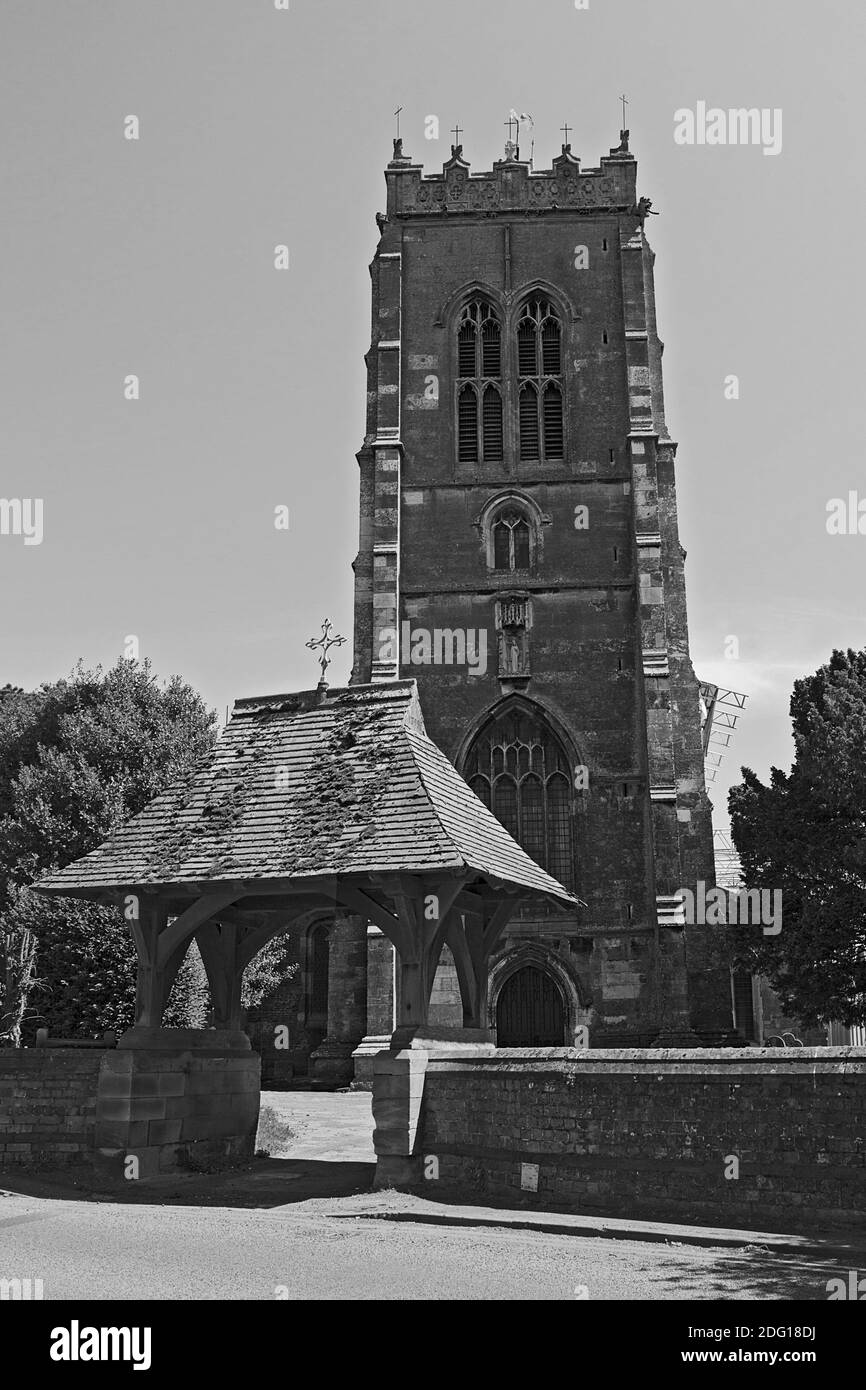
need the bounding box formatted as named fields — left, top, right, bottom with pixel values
left=94, top=1027, right=260, bottom=1179
left=370, top=1029, right=495, bottom=1190
left=308, top=1038, right=360, bottom=1087
left=351, top=1035, right=392, bottom=1091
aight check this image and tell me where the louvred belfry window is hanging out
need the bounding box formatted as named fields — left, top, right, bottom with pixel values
left=464, top=707, right=575, bottom=889
left=456, top=300, right=503, bottom=464
left=517, top=299, right=564, bottom=462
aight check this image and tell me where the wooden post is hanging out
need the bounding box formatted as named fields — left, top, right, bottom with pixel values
left=444, top=896, right=521, bottom=1030
left=126, top=896, right=169, bottom=1027
left=388, top=879, right=462, bottom=1038
left=391, top=892, right=429, bottom=1033
left=446, top=913, right=488, bottom=1028
left=197, top=921, right=244, bottom=1030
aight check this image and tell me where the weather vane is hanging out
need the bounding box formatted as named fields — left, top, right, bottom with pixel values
left=306, top=619, right=347, bottom=692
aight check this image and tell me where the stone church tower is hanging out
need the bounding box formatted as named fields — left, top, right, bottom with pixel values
left=342, top=127, right=734, bottom=1076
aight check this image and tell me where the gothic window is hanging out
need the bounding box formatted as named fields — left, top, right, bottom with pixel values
left=463, top=707, right=575, bottom=888
left=456, top=300, right=503, bottom=464
left=491, top=508, right=531, bottom=572
left=517, top=299, right=564, bottom=462
left=307, top=921, right=330, bottom=1023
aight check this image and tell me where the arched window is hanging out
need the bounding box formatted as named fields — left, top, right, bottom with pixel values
left=464, top=706, right=575, bottom=888
left=491, top=509, right=531, bottom=572
left=456, top=299, right=503, bottom=464
left=480, top=492, right=543, bottom=574
left=306, top=921, right=330, bottom=1024
left=516, top=298, right=564, bottom=462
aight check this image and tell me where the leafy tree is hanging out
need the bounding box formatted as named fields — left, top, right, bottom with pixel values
left=729, top=648, right=866, bottom=1028
left=163, top=941, right=211, bottom=1030
left=0, top=660, right=217, bottom=1042
left=241, top=934, right=299, bottom=1012
left=0, top=892, right=39, bottom=1044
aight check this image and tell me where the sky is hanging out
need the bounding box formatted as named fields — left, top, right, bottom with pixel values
left=1, top=0, right=864, bottom=832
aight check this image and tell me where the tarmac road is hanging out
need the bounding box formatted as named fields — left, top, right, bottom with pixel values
left=0, top=1187, right=851, bottom=1300
left=0, top=1092, right=860, bottom=1301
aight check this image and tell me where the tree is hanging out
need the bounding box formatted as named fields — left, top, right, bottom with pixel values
left=0, top=659, right=218, bottom=1042
left=729, top=648, right=866, bottom=1028
left=241, top=934, right=299, bottom=1012
left=0, top=891, right=39, bottom=1044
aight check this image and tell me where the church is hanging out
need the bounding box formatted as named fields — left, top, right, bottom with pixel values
left=255, top=123, right=737, bottom=1086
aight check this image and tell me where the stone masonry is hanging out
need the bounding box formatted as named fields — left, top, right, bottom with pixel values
left=0, top=1030, right=261, bottom=1178
left=408, top=1047, right=866, bottom=1230
left=346, top=131, right=734, bottom=1062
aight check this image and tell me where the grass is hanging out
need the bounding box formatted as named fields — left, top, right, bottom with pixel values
left=255, top=1104, right=295, bottom=1157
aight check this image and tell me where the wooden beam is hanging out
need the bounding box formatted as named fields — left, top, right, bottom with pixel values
left=156, top=890, right=243, bottom=967
left=369, top=872, right=431, bottom=898
left=385, top=881, right=466, bottom=1033
left=483, top=898, right=522, bottom=957
left=332, top=883, right=406, bottom=954
left=421, top=881, right=465, bottom=982
left=218, top=897, right=324, bottom=919
left=445, top=915, right=477, bottom=1026
left=236, top=913, right=308, bottom=971
left=451, top=888, right=490, bottom=915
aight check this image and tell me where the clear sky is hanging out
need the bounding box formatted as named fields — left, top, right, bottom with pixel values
left=1, top=0, right=864, bottom=831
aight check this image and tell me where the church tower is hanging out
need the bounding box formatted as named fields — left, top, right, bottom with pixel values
left=350, top=126, right=734, bottom=1058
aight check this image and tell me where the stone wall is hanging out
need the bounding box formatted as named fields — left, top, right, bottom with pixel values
left=0, top=1029, right=261, bottom=1178
left=0, top=1049, right=103, bottom=1167
left=407, top=1047, right=866, bottom=1230
left=94, top=1029, right=260, bottom=1178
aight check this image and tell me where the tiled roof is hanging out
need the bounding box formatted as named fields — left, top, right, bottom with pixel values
left=36, top=681, right=578, bottom=907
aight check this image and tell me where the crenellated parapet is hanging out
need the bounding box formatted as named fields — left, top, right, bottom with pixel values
left=385, top=136, right=638, bottom=218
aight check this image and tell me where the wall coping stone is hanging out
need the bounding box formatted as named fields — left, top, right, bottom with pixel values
left=424, top=1046, right=866, bottom=1076
left=117, top=1027, right=251, bottom=1053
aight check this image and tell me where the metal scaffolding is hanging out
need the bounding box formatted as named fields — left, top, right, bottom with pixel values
left=699, top=682, right=748, bottom=784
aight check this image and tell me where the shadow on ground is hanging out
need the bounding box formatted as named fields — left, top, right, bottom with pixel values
left=654, top=1243, right=850, bottom=1300
left=0, top=1155, right=375, bottom=1208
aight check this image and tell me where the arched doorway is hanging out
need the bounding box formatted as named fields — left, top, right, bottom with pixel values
left=496, top=965, right=566, bottom=1046
left=304, top=920, right=330, bottom=1058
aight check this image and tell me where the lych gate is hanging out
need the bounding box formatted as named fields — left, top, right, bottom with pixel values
left=36, top=680, right=577, bottom=1181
